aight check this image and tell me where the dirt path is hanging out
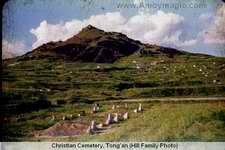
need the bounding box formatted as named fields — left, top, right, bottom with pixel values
left=102, top=97, right=225, bottom=103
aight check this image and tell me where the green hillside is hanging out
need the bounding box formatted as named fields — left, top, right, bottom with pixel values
left=2, top=52, right=225, bottom=141
left=3, top=53, right=225, bottom=104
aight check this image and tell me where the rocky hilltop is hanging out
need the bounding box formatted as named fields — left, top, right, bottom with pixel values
left=13, top=25, right=188, bottom=63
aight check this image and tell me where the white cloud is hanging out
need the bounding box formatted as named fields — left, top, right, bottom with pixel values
left=30, top=20, right=85, bottom=48
left=178, top=39, right=198, bottom=47
left=200, top=5, right=225, bottom=44
left=30, top=12, right=126, bottom=48
left=2, top=39, right=28, bottom=59
left=199, top=13, right=213, bottom=24
left=30, top=11, right=197, bottom=49
left=125, top=11, right=187, bottom=46
left=133, top=0, right=143, bottom=5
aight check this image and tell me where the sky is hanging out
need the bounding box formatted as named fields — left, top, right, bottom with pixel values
left=2, top=0, right=225, bottom=59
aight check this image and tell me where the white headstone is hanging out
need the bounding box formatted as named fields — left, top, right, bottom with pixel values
left=92, top=106, right=97, bottom=113
left=69, top=114, right=73, bottom=119
left=51, top=115, right=55, bottom=121
left=123, top=112, right=129, bottom=120
left=136, top=65, right=141, bottom=69
left=113, top=113, right=119, bottom=123
left=91, top=120, right=97, bottom=130
left=138, top=103, right=143, bottom=112
left=96, top=106, right=100, bottom=111
left=137, top=104, right=141, bottom=112
left=97, top=123, right=104, bottom=128
left=105, top=113, right=113, bottom=125
left=86, top=126, right=93, bottom=134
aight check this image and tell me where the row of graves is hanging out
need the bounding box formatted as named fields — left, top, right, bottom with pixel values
left=36, top=103, right=144, bottom=137
left=86, top=103, right=144, bottom=134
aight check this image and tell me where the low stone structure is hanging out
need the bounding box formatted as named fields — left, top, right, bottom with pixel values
left=97, top=123, right=104, bottom=128
left=86, top=120, right=97, bottom=134
left=105, top=113, right=113, bottom=125
left=69, top=114, right=73, bottom=119
left=90, top=120, right=97, bottom=130
left=92, top=106, right=97, bottom=113
left=86, top=126, right=94, bottom=134
left=62, top=116, right=66, bottom=120
left=113, top=113, right=119, bottom=123
left=138, top=103, right=143, bottom=112
left=92, top=104, right=100, bottom=113
left=51, top=115, right=55, bottom=121
left=96, top=106, right=100, bottom=111
left=123, top=112, right=129, bottom=120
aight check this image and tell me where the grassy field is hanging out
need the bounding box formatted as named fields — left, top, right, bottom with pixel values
left=67, top=102, right=225, bottom=142
left=2, top=53, right=225, bottom=141
left=3, top=54, right=225, bottom=103
left=2, top=101, right=225, bottom=141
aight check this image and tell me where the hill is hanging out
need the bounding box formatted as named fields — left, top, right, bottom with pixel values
left=1, top=25, right=225, bottom=141
left=15, top=25, right=142, bottom=63
left=5, top=25, right=193, bottom=64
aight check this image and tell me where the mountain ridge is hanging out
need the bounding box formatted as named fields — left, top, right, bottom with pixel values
left=4, top=25, right=209, bottom=63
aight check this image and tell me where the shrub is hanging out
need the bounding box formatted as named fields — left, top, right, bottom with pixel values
left=56, top=100, right=67, bottom=105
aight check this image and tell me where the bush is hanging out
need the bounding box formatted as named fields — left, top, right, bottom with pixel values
left=70, top=96, right=93, bottom=104
left=56, top=100, right=67, bottom=105
left=114, top=82, right=160, bottom=91
left=212, top=111, right=225, bottom=122
left=16, top=99, right=51, bottom=113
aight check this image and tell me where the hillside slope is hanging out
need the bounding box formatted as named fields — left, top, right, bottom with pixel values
left=2, top=26, right=225, bottom=141
left=4, top=25, right=194, bottom=64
